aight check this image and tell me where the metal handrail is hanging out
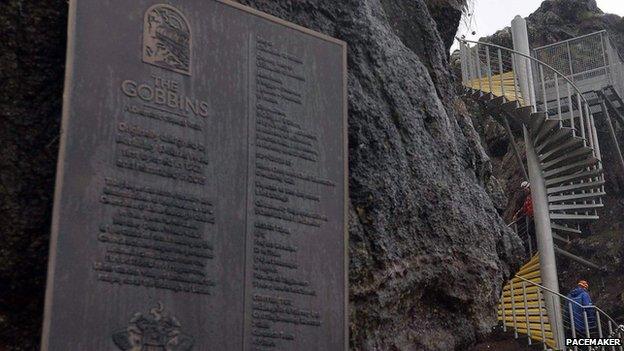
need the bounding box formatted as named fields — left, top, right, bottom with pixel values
left=459, top=35, right=605, bottom=181
left=457, top=38, right=593, bottom=108
left=532, top=30, right=608, bottom=51
left=507, top=218, right=523, bottom=227
left=514, top=274, right=620, bottom=327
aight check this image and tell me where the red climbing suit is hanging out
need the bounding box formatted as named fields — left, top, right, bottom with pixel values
left=521, top=195, right=533, bottom=218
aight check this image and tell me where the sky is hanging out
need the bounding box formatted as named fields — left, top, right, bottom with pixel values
left=451, top=0, right=624, bottom=52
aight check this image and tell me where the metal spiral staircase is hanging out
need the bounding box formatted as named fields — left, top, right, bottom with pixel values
left=457, top=19, right=624, bottom=350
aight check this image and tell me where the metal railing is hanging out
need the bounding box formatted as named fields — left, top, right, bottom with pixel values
left=458, top=38, right=602, bottom=161
left=533, top=31, right=624, bottom=99
left=504, top=218, right=621, bottom=350
left=508, top=216, right=535, bottom=257
left=459, top=38, right=605, bottom=220
left=509, top=275, right=624, bottom=351
left=461, top=34, right=620, bottom=351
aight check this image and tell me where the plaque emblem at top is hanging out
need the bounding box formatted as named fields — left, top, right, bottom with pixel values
left=143, top=4, right=191, bottom=75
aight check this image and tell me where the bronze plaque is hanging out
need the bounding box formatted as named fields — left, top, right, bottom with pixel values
left=42, top=1, right=347, bottom=350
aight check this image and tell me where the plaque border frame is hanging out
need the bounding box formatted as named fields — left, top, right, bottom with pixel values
left=42, top=1, right=349, bottom=350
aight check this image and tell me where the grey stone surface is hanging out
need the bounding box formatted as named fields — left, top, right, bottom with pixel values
left=0, top=1, right=67, bottom=350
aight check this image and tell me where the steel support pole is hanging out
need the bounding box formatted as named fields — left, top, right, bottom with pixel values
left=511, top=16, right=536, bottom=107
left=600, top=96, right=624, bottom=182
left=603, top=92, right=624, bottom=127
left=523, top=125, right=565, bottom=349
left=554, top=246, right=603, bottom=271
left=502, top=111, right=529, bottom=180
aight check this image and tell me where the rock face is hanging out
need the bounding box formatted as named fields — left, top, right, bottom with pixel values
left=0, top=0, right=525, bottom=350
left=0, top=1, right=67, bottom=350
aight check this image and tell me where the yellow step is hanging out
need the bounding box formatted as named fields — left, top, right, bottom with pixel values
left=501, top=293, right=540, bottom=302
left=502, top=285, right=539, bottom=297
left=506, top=270, right=541, bottom=284
left=516, top=261, right=540, bottom=276
left=499, top=300, right=541, bottom=309
left=512, top=325, right=554, bottom=338
left=498, top=308, right=547, bottom=317
left=499, top=316, right=551, bottom=327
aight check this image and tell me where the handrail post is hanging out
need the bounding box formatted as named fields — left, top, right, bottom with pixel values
left=486, top=45, right=493, bottom=93
left=554, top=75, right=562, bottom=125
left=511, top=280, right=519, bottom=339
left=540, top=65, right=547, bottom=112
left=498, top=49, right=505, bottom=97
left=588, top=104, right=602, bottom=161
left=552, top=295, right=563, bottom=350
left=601, top=31, right=609, bottom=77
left=570, top=301, right=578, bottom=351
left=577, top=93, right=586, bottom=142
left=459, top=42, right=467, bottom=85
left=567, top=41, right=574, bottom=78
left=526, top=61, right=537, bottom=111
left=522, top=282, right=532, bottom=345
left=501, top=295, right=507, bottom=332
left=597, top=312, right=603, bottom=339
left=525, top=215, right=533, bottom=256
left=476, top=44, right=483, bottom=91
left=608, top=321, right=615, bottom=351
left=466, top=44, right=474, bottom=88
left=584, top=309, right=591, bottom=338
left=567, top=82, right=575, bottom=133
left=512, top=55, right=520, bottom=102
left=537, top=290, right=547, bottom=350
left=585, top=102, right=595, bottom=150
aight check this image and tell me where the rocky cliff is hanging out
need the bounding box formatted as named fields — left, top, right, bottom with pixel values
left=0, top=1, right=66, bottom=350
left=0, top=0, right=524, bottom=350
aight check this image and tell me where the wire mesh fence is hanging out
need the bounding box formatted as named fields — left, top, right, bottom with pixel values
left=533, top=31, right=624, bottom=98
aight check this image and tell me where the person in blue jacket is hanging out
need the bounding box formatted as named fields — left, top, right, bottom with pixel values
left=567, top=280, right=596, bottom=336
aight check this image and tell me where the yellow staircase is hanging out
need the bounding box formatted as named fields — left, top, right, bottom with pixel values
left=466, top=71, right=525, bottom=105
left=497, top=255, right=557, bottom=348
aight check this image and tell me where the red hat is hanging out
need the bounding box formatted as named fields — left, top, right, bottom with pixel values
left=578, top=280, right=589, bottom=289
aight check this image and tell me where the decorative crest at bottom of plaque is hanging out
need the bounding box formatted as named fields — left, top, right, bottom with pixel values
left=112, top=302, right=194, bottom=351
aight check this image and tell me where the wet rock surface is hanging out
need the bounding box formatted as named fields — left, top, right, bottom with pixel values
left=0, top=0, right=525, bottom=350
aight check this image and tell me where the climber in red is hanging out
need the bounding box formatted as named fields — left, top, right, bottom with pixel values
left=513, top=181, right=533, bottom=220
